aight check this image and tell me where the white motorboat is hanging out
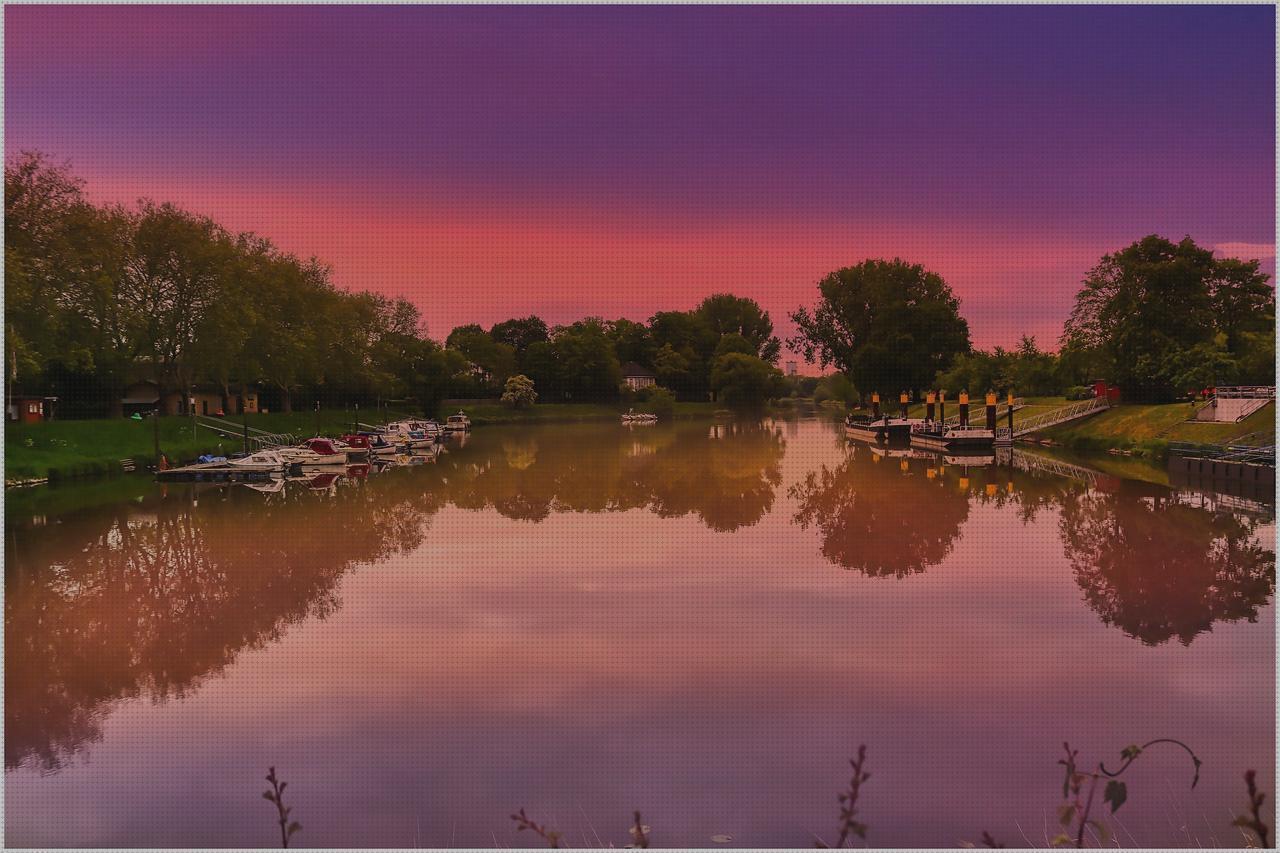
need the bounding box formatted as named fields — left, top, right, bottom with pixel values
left=622, top=409, right=658, bottom=424
left=444, top=411, right=471, bottom=432
left=225, top=450, right=290, bottom=473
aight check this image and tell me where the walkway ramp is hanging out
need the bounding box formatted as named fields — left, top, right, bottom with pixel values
left=195, top=415, right=297, bottom=452
left=1012, top=396, right=1110, bottom=438
left=1195, top=386, right=1275, bottom=423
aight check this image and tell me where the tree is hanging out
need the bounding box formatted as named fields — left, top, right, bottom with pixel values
left=696, top=293, right=781, bottom=363
left=606, top=318, right=656, bottom=367
left=710, top=352, right=786, bottom=408
left=1062, top=236, right=1218, bottom=401
left=446, top=324, right=516, bottom=388
left=1209, top=258, right=1275, bottom=357
left=501, top=374, right=538, bottom=408
left=551, top=319, right=622, bottom=401
left=714, top=333, right=756, bottom=359
left=788, top=259, right=971, bottom=396
left=490, top=316, right=549, bottom=356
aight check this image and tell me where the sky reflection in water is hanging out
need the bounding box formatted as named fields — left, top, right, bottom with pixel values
left=5, top=417, right=1274, bottom=847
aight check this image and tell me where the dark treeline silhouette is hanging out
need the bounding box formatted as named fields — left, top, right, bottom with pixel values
left=5, top=153, right=788, bottom=416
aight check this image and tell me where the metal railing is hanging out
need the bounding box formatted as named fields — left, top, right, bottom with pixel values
left=1214, top=386, right=1276, bottom=399
left=1168, top=441, right=1276, bottom=466
left=1012, top=396, right=1110, bottom=437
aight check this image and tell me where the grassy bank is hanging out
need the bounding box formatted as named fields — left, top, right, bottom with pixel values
left=7, top=410, right=392, bottom=483
left=1036, top=401, right=1274, bottom=457
left=5, top=403, right=725, bottom=483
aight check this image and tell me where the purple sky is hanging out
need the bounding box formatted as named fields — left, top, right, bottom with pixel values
left=5, top=5, right=1275, bottom=350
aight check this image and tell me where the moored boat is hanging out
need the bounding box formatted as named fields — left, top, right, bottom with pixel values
left=444, top=411, right=471, bottom=432
left=909, top=422, right=996, bottom=452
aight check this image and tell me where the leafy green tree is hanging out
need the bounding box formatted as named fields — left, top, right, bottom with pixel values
left=637, top=386, right=676, bottom=418
left=1209, top=258, right=1275, bottom=358
left=501, top=374, right=538, bottom=408
left=788, top=259, right=971, bottom=396
left=446, top=324, right=516, bottom=388
left=606, top=318, right=656, bottom=367
left=651, top=343, right=694, bottom=398
left=696, top=293, right=782, bottom=363
left=552, top=319, right=622, bottom=401
left=490, top=316, right=549, bottom=356
left=714, top=333, right=756, bottom=359
left=710, top=352, right=786, bottom=408
left=1062, top=236, right=1218, bottom=401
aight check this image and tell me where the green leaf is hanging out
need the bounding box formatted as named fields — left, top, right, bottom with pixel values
left=1057, top=804, right=1076, bottom=827
left=1120, top=744, right=1143, bottom=760
left=1087, top=819, right=1112, bottom=843
left=1049, top=833, right=1071, bottom=847
left=1104, top=780, right=1128, bottom=813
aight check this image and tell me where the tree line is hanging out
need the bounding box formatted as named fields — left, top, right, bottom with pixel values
left=7, top=151, right=1274, bottom=418
left=790, top=242, right=1273, bottom=403
left=5, top=152, right=791, bottom=417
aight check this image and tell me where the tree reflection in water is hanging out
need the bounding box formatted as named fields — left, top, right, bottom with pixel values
left=791, top=442, right=1275, bottom=645
left=1058, top=485, right=1275, bottom=645
left=4, top=420, right=785, bottom=770
left=5, top=475, right=439, bottom=770
left=445, top=420, right=785, bottom=530
left=5, top=424, right=1274, bottom=775
left=790, top=446, right=971, bottom=576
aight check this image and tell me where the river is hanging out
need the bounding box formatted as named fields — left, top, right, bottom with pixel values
left=4, top=416, right=1274, bottom=847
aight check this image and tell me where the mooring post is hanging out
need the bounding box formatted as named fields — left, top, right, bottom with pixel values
left=872, top=391, right=881, bottom=419
left=959, top=390, right=970, bottom=427
left=1007, top=391, right=1015, bottom=431
left=926, top=391, right=936, bottom=422
left=315, top=399, right=321, bottom=437
left=899, top=391, right=909, bottom=419
left=354, top=402, right=359, bottom=435
left=939, top=390, right=946, bottom=424
left=986, top=390, right=997, bottom=431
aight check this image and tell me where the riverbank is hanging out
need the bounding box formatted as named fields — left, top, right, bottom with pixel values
left=1036, top=401, right=1274, bottom=457
left=4, top=403, right=727, bottom=484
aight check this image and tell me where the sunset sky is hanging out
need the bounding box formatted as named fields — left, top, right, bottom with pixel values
left=5, top=5, right=1275, bottom=352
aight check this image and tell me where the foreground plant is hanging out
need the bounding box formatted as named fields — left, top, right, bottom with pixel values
left=1233, top=770, right=1270, bottom=848
left=815, top=744, right=870, bottom=848
left=262, top=767, right=302, bottom=848
left=510, top=807, right=563, bottom=848
left=1053, top=739, right=1201, bottom=848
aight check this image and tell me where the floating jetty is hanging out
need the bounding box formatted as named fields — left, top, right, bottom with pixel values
left=156, top=462, right=282, bottom=483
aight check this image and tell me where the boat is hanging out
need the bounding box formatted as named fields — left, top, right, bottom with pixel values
left=277, top=437, right=351, bottom=466
left=225, top=450, right=291, bottom=472
left=333, top=434, right=373, bottom=461
left=909, top=422, right=997, bottom=452
left=353, top=431, right=403, bottom=457
left=381, top=421, right=437, bottom=449
left=444, top=411, right=471, bottom=432
left=622, top=409, right=658, bottom=424
left=844, top=414, right=886, bottom=443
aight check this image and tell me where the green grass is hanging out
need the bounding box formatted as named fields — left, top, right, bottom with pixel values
left=1038, top=401, right=1275, bottom=457
left=6, top=410, right=378, bottom=483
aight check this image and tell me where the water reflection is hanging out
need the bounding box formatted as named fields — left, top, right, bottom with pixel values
left=790, top=441, right=1275, bottom=645
left=4, top=419, right=1274, bottom=786
left=445, top=420, right=785, bottom=529
left=5, top=475, right=438, bottom=770
left=789, top=445, right=971, bottom=576
left=1059, top=486, right=1275, bottom=645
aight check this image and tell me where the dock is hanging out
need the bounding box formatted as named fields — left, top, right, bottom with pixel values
left=156, top=463, right=281, bottom=483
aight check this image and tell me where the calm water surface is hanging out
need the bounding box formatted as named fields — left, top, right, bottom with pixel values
left=5, top=417, right=1275, bottom=847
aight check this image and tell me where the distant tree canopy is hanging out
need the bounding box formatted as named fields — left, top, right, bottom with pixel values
left=1062, top=235, right=1275, bottom=401
left=6, top=153, right=798, bottom=414
left=788, top=259, right=971, bottom=396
